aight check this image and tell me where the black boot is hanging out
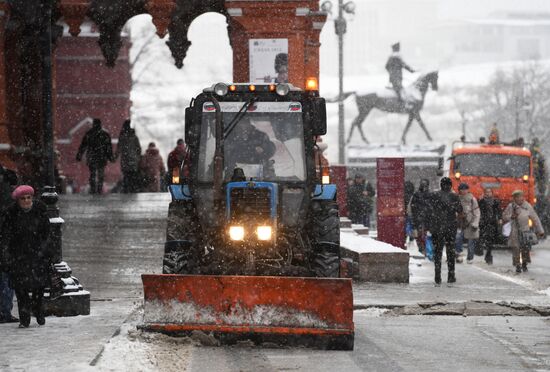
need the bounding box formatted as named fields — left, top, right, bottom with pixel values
left=522, top=263, right=528, bottom=272
left=435, top=272, right=441, bottom=285
left=485, top=254, right=493, bottom=265
left=36, top=314, right=45, bottom=326
left=448, top=272, right=456, bottom=283
left=516, top=265, right=522, bottom=273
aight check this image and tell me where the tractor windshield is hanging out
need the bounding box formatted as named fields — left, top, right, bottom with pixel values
left=197, top=101, right=307, bottom=182
left=453, top=153, right=530, bottom=178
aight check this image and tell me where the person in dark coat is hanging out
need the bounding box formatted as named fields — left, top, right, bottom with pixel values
left=2, top=185, right=51, bottom=327
left=166, top=138, right=186, bottom=185
left=224, top=119, right=276, bottom=176
left=115, top=119, right=141, bottom=193
left=76, top=118, right=114, bottom=194
left=410, top=179, right=431, bottom=253
left=346, top=175, right=363, bottom=224
left=429, top=177, right=463, bottom=285
left=0, top=165, right=18, bottom=323
left=478, top=188, right=502, bottom=265
left=385, top=42, right=415, bottom=102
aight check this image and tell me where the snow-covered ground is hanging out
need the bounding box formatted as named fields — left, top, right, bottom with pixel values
left=126, top=14, right=549, bottom=164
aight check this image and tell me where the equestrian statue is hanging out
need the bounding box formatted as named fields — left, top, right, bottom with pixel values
left=344, top=42, right=438, bottom=145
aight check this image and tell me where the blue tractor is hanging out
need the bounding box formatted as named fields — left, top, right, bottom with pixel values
left=163, top=82, right=340, bottom=277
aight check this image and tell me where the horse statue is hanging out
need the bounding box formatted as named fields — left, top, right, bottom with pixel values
left=345, top=71, right=439, bottom=145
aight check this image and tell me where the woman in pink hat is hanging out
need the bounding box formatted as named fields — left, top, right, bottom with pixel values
left=2, top=185, right=51, bottom=328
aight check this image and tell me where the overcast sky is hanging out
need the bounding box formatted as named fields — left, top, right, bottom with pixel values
left=437, top=0, right=550, bottom=19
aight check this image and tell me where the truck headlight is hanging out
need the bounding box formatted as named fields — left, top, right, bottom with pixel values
left=256, top=226, right=272, bottom=241
left=229, top=226, right=245, bottom=241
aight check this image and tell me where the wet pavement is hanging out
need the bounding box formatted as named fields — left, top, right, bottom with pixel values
left=0, top=193, right=549, bottom=371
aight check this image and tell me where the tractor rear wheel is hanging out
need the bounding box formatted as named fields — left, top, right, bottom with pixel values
left=309, top=200, right=340, bottom=277
left=162, top=201, right=201, bottom=274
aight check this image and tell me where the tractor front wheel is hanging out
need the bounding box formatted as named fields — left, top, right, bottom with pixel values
left=162, top=201, right=201, bottom=274
left=309, top=200, right=341, bottom=278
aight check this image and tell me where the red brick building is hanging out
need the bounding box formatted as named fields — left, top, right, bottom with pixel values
left=0, top=0, right=325, bottom=191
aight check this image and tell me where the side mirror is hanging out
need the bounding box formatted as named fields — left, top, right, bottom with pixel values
left=311, top=97, right=327, bottom=136
left=184, top=107, right=197, bottom=144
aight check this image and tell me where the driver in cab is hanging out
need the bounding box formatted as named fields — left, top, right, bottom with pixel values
left=225, top=118, right=276, bottom=176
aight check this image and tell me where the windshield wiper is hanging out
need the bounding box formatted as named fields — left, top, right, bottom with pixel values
left=223, top=98, right=258, bottom=139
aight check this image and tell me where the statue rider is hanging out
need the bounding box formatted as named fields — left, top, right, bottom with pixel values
left=385, top=42, right=415, bottom=103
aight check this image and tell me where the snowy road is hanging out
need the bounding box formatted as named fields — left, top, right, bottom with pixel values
left=1, top=193, right=549, bottom=371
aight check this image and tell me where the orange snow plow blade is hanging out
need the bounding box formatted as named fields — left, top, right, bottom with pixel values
left=140, top=274, right=354, bottom=350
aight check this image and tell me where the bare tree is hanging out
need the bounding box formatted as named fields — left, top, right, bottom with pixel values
left=471, top=62, right=550, bottom=151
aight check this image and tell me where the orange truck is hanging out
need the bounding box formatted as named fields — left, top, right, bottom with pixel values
left=449, top=142, right=535, bottom=208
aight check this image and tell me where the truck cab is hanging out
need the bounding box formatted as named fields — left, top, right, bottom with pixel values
left=449, top=142, right=534, bottom=207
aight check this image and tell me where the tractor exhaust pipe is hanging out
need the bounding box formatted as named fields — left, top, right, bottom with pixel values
left=209, top=96, right=224, bottom=215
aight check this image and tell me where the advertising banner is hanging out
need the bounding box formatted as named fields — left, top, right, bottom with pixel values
left=376, top=158, right=405, bottom=249
left=249, top=38, right=288, bottom=84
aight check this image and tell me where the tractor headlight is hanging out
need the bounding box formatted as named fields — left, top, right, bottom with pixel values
left=276, top=84, right=290, bottom=96
left=214, top=83, right=228, bottom=96
left=256, top=226, right=272, bottom=241
left=229, top=226, right=245, bottom=241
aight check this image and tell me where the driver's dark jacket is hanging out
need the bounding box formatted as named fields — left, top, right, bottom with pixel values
left=226, top=125, right=276, bottom=169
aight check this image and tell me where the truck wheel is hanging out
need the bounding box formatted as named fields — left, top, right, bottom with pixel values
left=163, top=201, right=201, bottom=274
left=309, top=200, right=340, bottom=277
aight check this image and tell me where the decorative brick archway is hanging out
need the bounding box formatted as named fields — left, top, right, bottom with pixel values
left=0, top=0, right=326, bottom=187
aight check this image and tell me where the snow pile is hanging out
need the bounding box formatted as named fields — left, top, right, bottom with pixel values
left=144, top=299, right=330, bottom=328
left=92, top=307, right=193, bottom=372
left=340, top=230, right=407, bottom=254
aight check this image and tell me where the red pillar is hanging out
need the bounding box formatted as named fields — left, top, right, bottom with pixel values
left=377, top=158, right=406, bottom=249
left=227, top=1, right=325, bottom=89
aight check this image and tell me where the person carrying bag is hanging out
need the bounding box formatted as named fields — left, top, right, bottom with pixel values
left=502, top=190, right=544, bottom=273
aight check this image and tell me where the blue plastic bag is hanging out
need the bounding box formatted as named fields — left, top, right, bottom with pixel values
left=425, top=233, right=434, bottom=261
left=405, top=217, right=413, bottom=238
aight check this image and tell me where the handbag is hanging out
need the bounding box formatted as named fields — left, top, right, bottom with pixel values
left=48, top=264, right=65, bottom=300
left=520, top=230, right=539, bottom=247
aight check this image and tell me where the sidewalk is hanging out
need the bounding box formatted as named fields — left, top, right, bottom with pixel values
left=353, top=240, right=550, bottom=309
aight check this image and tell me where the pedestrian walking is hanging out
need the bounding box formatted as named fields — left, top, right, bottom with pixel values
left=2, top=186, right=51, bottom=327
left=76, top=118, right=114, bottom=194
left=140, top=142, right=166, bottom=192
left=166, top=138, right=186, bottom=185
left=410, top=179, right=431, bottom=254
left=0, top=164, right=18, bottom=324
left=354, top=174, right=376, bottom=227
left=429, top=177, right=463, bottom=285
left=502, top=190, right=544, bottom=273
left=478, top=188, right=501, bottom=265
left=347, top=175, right=364, bottom=224
left=455, top=183, right=480, bottom=264
left=115, top=119, right=142, bottom=193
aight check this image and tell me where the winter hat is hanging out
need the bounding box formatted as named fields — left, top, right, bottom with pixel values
left=458, top=183, right=470, bottom=191
left=512, top=190, right=524, bottom=197
left=12, top=185, right=34, bottom=200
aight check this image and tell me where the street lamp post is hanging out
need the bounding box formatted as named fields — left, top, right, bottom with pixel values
left=40, top=0, right=90, bottom=316
left=322, top=0, right=355, bottom=165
